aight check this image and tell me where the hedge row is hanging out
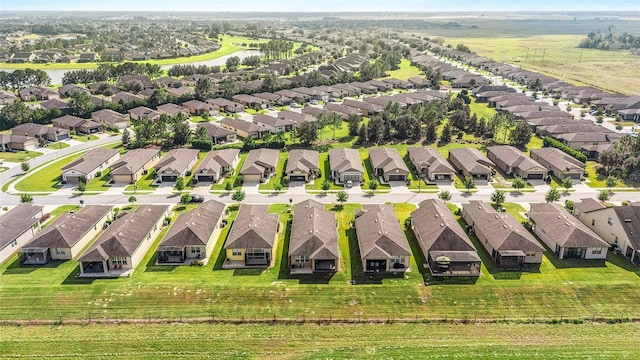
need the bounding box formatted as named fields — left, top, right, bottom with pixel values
left=543, top=137, right=587, bottom=163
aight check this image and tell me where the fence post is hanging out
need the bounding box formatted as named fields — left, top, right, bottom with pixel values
left=532, top=314, right=536, bottom=323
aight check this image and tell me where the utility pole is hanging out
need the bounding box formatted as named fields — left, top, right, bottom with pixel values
left=541, top=48, right=546, bottom=64
left=525, top=47, right=529, bottom=62
left=578, top=48, right=583, bottom=63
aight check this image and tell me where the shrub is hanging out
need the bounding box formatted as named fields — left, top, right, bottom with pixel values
left=543, top=137, right=587, bottom=163
left=191, top=139, right=212, bottom=151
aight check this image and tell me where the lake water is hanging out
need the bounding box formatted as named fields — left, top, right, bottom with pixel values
left=0, top=50, right=261, bottom=85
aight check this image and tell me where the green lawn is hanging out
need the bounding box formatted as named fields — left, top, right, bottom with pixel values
left=306, top=153, right=345, bottom=191
left=0, top=150, right=43, bottom=163
left=382, top=58, right=423, bottom=81
left=469, top=97, right=498, bottom=120
left=71, top=134, right=100, bottom=142
left=2, top=322, right=638, bottom=359
left=0, top=200, right=640, bottom=323
left=14, top=154, right=82, bottom=192
left=48, top=142, right=71, bottom=149
left=125, top=170, right=157, bottom=192
left=84, top=169, right=112, bottom=192
left=584, top=161, right=630, bottom=189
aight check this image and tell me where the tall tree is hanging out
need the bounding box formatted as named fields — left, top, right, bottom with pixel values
left=509, top=121, right=533, bottom=148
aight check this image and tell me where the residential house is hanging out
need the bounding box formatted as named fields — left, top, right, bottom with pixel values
left=355, top=204, right=411, bottom=273
left=407, top=147, right=456, bottom=182
left=411, top=199, right=481, bottom=277
left=462, top=201, right=544, bottom=269
left=530, top=147, right=585, bottom=180
left=39, top=98, right=69, bottom=111
left=61, top=147, right=120, bottom=183
left=78, top=53, right=99, bottom=62
left=555, top=132, right=622, bottom=151
left=9, top=52, right=36, bottom=63
left=111, top=91, right=144, bottom=104
left=110, top=148, right=161, bottom=184
left=19, top=86, right=58, bottom=101
left=58, top=84, right=89, bottom=98
left=19, top=206, right=111, bottom=265
left=278, top=110, right=316, bottom=126
left=11, top=123, right=70, bottom=142
left=0, top=204, right=44, bottom=265
left=486, top=145, right=546, bottom=180
left=156, top=103, right=190, bottom=118
left=0, top=90, right=17, bottom=105
left=285, top=149, right=319, bottom=182
left=193, top=148, right=240, bottom=183
left=329, top=148, right=364, bottom=185
left=208, top=98, right=244, bottom=113
left=154, top=148, right=200, bottom=183
left=448, top=148, right=495, bottom=181
left=223, top=205, right=278, bottom=268
left=157, top=201, right=226, bottom=264
left=528, top=203, right=608, bottom=260
left=324, top=102, right=360, bottom=119
left=289, top=199, right=339, bottom=274
left=91, top=109, right=131, bottom=129
left=51, top=115, right=104, bottom=134
left=196, top=123, right=237, bottom=144
left=181, top=100, right=219, bottom=116
left=253, top=114, right=293, bottom=133
left=0, top=134, right=38, bottom=151
left=128, top=106, right=161, bottom=122
left=573, top=199, right=640, bottom=265
left=253, top=92, right=291, bottom=106
left=342, top=98, right=382, bottom=116
left=78, top=205, right=169, bottom=277
left=166, top=86, right=194, bottom=98
left=239, top=148, right=279, bottom=183
left=368, top=147, right=410, bottom=183
left=219, top=117, right=272, bottom=139
left=232, top=94, right=268, bottom=110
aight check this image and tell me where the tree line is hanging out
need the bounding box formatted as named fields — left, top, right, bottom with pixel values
left=579, top=29, right=640, bottom=53
left=62, top=63, right=163, bottom=85
left=0, top=69, right=51, bottom=92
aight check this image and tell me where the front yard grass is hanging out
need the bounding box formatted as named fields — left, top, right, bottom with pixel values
left=14, top=153, right=82, bottom=192
left=210, top=152, right=246, bottom=191
left=71, top=134, right=100, bottom=142
left=0, top=150, right=43, bottom=162
left=48, top=141, right=70, bottom=149
left=84, top=169, right=112, bottom=192
left=305, top=152, right=345, bottom=191
left=584, top=161, right=630, bottom=189
left=125, top=171, right=157, bottom=192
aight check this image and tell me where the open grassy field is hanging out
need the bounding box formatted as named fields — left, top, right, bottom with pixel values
left=0, top=322, right=638, bottom=359
left=444, top=35, right=640, bottom=95
left=382, top=58, right=423, bottom=81
left=1, top=199, right=640, bottom=323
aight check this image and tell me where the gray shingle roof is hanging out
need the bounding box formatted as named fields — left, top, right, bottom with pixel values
left=224, top=205, right=278, bottom=249
left=0, top=204, right=43, bottom=249
left=62, top=148, right=119, bottom=175
left=529, top=203, right=609, bottom=248
left=289, top=200, right=339, bottom=259
left=159, top=201, right=225, bottom=248
left=355, top=204, right=410, bottom=259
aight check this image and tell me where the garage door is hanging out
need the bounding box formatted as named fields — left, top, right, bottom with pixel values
left=243, top=174, right=262, bottom=183
left=57, top=134, right=69, bottom=140
left=161, top=175, right=177, bottom=182
left=343, top=174, right=360, bottom=182
left=197, top=175, right=215, bottom=182
left=569, top=173, right=582, bottom=180
left=289, top=175, right=306, bottom=182
left=388, top=175, right=406, bottom=181
left=527, top=173, right=544, bottom=180
left=65, top=176, right=82, bottom=184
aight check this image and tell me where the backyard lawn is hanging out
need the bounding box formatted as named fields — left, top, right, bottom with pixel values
left=0, top=201, right=640, bottom=324
left=2, top=322, right=638, bottom=359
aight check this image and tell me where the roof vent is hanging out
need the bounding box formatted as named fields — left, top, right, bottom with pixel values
left=624, top=219, right=632, bottom=223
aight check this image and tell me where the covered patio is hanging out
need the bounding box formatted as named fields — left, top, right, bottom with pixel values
left=18, top=247, right=51, bottom=265
left=495, top=250, right=526, bottom=270
left=427, top=251, right=481, bottom=277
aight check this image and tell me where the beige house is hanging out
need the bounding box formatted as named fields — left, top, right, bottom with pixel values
left=194, top=148, right=240, bottom=183
left=574, top=199, right=640, bottom=265
left=486, top=145, right=546, bottom=180
left=529, top=203, right=608, bottom=260
left=530, top=147, right=585, bottom=180
left=411, top=200, right=481, bottom=277
left=157, top=201, right=226, bottom=265
left=462, top=201, right=544, bottom=269
left=91, top=109, right=131, bottom=129
left=223, top=205, right=278, bottom=268
left=368, top=147, right=410, bottom=183
left=448, top=148, right=495, bottom=181
left=0, top=204, right=44, bottom=265
left=153, top=148, right=200, bottom=183
left=78, top=205, right=169, bottom=277
left=329, top=148, right=364, bottom=185
left=62, top=148, right=120, bottom=183
left=355, top=204, right=410, bottom=273
left=110, top=148, right=161, bottom=184
left=240, top=148, right=279, bottom=183
left=407, top=147, right=456, bottom=182
left=19, top=206, right=111, bottom=265
left=0, top=134, right=38, bottom=151
left=285, top=149, right=320, bottom=182
left=289, top=200, right=339, bottom=274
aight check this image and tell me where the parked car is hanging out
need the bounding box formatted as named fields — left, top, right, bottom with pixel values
left=190, top=194, right=204, bottom=203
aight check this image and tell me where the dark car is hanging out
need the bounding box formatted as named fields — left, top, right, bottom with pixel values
left=190, top=194, right=204, bottom=203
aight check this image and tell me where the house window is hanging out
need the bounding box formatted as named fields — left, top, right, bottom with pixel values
left=391, top=256, right=405, bottom=264
left=592, top=248, right=603, bottom=255
left=232, top=249, right=242, bottom=256
left=113, top=257, right=127, bottom=265
left=525, top=251, right=537, bottom=257
left=295, top=256, right=309, bottom=263
left=191, top=248, right=201, bottom=254
left=55, top=248, right=66, bottom=255
left=607, top=218, right=613, bottom=226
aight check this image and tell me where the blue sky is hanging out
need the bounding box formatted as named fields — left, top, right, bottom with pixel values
left=2, top=0, right=639, bottom=12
